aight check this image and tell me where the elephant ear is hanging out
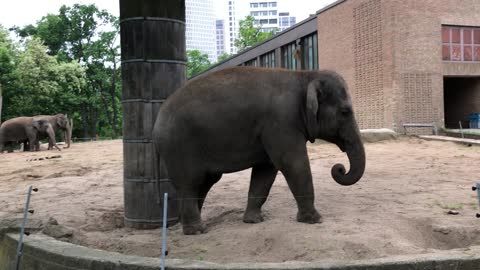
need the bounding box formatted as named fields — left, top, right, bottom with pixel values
left=305, top=80, right=323, bottom=143
left=57, top=114, right=67, bottom=128
left=32, top=120, right=40, bottom=130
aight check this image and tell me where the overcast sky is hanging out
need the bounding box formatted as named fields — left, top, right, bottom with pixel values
left=0, top=0, right=337, bottom=29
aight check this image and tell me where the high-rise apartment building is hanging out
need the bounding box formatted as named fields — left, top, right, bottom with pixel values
left=186, top=0, right=217, bottom=62
left=278, top=12, right=296, bottom=31
left=248, top=1, right=296, bottom=33
left=249, top=1, right=278, bottom=33
left=216, top=20, right=226, bottom=58
left=226, top=0, right=240, bottom=55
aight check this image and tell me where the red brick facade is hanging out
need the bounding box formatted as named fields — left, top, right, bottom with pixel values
left=318, top=0, right=480, bottom=133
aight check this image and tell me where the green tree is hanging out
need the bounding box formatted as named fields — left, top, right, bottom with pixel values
left=234, top=15, right=276, bottom=52
left=0, top=25, right=18, bottom=122
left=187, top=50, right=211, bottom=77
left=217, top=52, right=231, bottom=63
left=6, top=38, right=86, bottom=118
left=15, top=4, right=121, bottom=138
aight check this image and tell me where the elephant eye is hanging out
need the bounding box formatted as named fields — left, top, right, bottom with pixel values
left=341, top=107, right=352, bottom=116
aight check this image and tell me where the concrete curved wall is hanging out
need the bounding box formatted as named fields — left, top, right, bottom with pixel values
left=2, top=232, right=480, bottom=270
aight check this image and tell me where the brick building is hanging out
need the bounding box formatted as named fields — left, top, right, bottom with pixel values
left=199, top=0, right=480, bottom=133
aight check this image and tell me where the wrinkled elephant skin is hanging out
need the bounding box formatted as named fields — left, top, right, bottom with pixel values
left=153, top=67, right=366, bottom=235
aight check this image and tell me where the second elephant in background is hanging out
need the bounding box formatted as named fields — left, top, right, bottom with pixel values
left=32, top=119, right=61, bottom=151
left=34, top=114, right=73, bottom=150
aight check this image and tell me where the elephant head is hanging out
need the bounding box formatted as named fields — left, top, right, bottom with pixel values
left=305, top=72, right=365, bottom=186
left=55, top=114, right=72, bottom=148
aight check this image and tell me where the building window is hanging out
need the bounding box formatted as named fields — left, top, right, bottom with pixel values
left=301, top=33, right=318, bottom=70
left=442, top=26, right=480, bottom=62
left=245, top=58, right=258, bottom=66
left=269, top=19, right=277, bottom=24
left=282, top=42, right=297, bottom=70
left=260, top=51, right=276, bottom=68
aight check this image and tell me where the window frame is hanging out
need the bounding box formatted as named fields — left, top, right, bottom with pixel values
left=442, top=25, right=480, bottom=62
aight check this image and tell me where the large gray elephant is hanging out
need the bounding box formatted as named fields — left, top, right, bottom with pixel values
left=0, top=114, right=71, bottom=152
left=153, top=67, right=366, bottom=235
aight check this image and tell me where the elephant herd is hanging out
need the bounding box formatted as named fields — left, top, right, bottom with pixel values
left=0, top=114, right=73, bottom=153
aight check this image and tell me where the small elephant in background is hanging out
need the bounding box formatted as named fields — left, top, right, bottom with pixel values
left=34, top=114, right=73, bottom=149
left=31, top=119, right=61, bottom=151
left=0, top=114, right=71, bottom=153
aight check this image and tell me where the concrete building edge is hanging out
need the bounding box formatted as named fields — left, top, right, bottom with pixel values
left=2, top=233, right=480, bottom=270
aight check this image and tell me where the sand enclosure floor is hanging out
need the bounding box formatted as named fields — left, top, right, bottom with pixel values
left=1, top=137, right=480, bottom=263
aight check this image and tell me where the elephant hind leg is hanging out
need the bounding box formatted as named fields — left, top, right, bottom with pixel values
left=197, top=173, right=222, bottom=214
left=243, top=162, right=278, bottom=223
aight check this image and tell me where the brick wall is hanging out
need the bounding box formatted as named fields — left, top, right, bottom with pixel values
left=317, top=0, right=395, bottom=130
left=318, top=0, right=480, bottom=133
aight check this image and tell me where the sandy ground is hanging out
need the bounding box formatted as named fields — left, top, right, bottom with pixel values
left=1, top=137, right=480, bottom=264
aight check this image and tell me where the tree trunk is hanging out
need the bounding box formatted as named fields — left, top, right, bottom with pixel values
left=101, top=93, right=114, bottom=132
left=111, top=58, right=118, bottom=138
left=80, top=103, right=89, bottom=138
left=90, top=106, right=97, bottom=139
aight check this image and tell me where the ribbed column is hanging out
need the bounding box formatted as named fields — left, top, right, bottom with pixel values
left=120, top=0, right=185, bottom=229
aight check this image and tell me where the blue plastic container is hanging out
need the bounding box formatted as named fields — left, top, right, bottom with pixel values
left=469, top=113, right=480, bottom=128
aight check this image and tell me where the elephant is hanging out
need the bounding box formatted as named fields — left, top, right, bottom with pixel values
left=0, top=114, right=71, bottom=153
left=152, top=66, right=366, bottom=235
left=34, top=114, right=72, bottom=150
left=31, top=119, right=61, bottom=151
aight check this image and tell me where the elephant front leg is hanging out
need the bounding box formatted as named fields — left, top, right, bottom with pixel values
left=178, top=187, right=206, bottom=235
left=282, top=154, right=322, bottom=224
left=265, top=137, right=322, bottom=224
left=244, top=162, right=277, bottom=223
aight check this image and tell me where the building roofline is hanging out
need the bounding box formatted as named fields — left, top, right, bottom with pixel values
left=206, top=15, right=317, bottom=67
left=316, top=0, right=347, bottom=15
left=191, top=0, right=347, bottom=79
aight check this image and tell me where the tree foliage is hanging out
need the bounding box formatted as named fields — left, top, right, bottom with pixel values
left=6, top=38, right=86, bottom=118
left=234, top=15, right=276, bottom=52
left=13, top=4, right=121, bottom=138
left=187, top=50, right=211, bottom=78
left=216, top=52, right=231, bottom=63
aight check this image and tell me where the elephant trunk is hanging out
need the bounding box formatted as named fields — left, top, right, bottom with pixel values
left=64, top=118, right=72, bottom=148
left=331, top=133, right=365, bottom=186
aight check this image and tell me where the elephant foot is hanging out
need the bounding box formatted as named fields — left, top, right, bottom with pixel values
left=243, top=210, right=264, bottom=223
left=297, top=209, right=322, bottom=224
left=182, top=222, right=206, bottom=235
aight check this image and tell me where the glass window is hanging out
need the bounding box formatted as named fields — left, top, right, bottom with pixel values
left=474, top=30, right=480, bottom=44
left=282, top=43, right=297, bottom=70
left=300, top=33, right=319, bottom=70
left=442, top=26, right=480, bottom=62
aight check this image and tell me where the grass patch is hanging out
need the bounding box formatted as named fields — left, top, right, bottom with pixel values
left=434, top=200, right=464, bottom=210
